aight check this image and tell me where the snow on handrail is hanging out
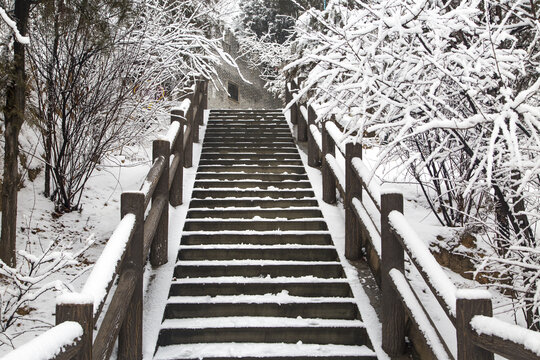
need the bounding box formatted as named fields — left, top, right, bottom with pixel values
left=299, top=105, right=308, bottom=122
left=352, top=198, right=381, bottom=256
left=80, top=213, right=137, bottom=316
left=160, top=122, right=180, bottom=151
left=388, top=211, right=457, bottom=318
left=324, top=121, right=346, bottom=155
left=310, top=124, right=322, bottom=152
left=351, top=157, right=381, bottom=211
left=390, top=269, right=452, bottom=360
left=171, top=98, right=191, bottom=116
left=471, top=315, right=540, bottom=357
left=2, top=321, right=83, bottom=360
left=325, top=153, right=345, bottom=192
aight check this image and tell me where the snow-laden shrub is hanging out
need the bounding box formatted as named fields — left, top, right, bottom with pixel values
left=284, top=0, right=540, bottom=328
left=0, top=235, right=93, bottom=349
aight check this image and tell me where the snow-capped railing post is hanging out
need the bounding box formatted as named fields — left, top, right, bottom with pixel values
left=183, top=106, right=193, bottom=168
left=345, top=142, right=363, bottom=260
left=297, top=104, right=308, bottom=142
left=151, top=140, right=170, bottom=266
left=169, top=109, right=184, bottom=206
left=118, top=191, right=144, bottom=359
left=288, top=80, right=298, bottom=125
left=191, top=83, right=200, bottom=144
left=55, top=299, right=93, bottom=359
left=307, top=105, right=321, bottom=167
left=322, top=120, right=336, bottom=204
left=456, top=290, right=493, bottom=360
left=381, top=190, right=406, bottom=356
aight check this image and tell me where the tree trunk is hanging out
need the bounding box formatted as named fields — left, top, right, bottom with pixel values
left=1, top=0, right=31, bottom=267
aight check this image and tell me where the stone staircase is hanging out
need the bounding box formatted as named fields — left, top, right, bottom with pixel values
left=154, top=110, right=377, bottom=359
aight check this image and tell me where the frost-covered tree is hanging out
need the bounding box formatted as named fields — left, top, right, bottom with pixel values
left=284, top=0, right=540, bottom=328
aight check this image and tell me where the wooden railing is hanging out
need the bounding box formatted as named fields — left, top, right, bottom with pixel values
left=287, top=80, right=540, bottom=360
left=3, top=79, right=208, bottom=360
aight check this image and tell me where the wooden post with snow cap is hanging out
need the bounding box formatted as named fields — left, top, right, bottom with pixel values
left=297, top=103, right=308, bottom=142
left=170, top=109, right=184, bottom=206
left=184, top=106, right=194, bottom=168
left=289, top=81, right=298, bottom=125
left=456, top=289, right=494, bottom=360
left=191, top=87, right=200, bottom=144
left=322, top=120, right=336, bottom=204
left=345, top=142, right=363, bottom=259
left=56, top=294, right=93, bottom=360
left=118, top=191, right=144, bottom=359
left=307, top=105, right=321, bottom=167
left=151, top=140, right=169, bottom=267
left=381, top=187, right=406, bottom=356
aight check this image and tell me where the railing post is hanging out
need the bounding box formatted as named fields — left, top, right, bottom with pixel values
left=151, top=140, right=169, bottom=267
left=345, top=142, right=363, bottom=259
left=202, top=80, right=208, bottom=115
left=118, top=192, right=144, bottom=360
left=297, top=104, right=308, bottom=142
left=289, top=81, right=298, bottom=125
left=456, top=290, right=494, bottom=360
left=322, top=120, right=336, bottom=204
left=307, top=106, right=321, bottom=167
left=192, top=85, right=200, bottom=144
left=56, top=296, right=93, bottom=360
left=170, top=110, right=184, bottom=206
left=381, top=189, right=406, bottom=356
left=184, top=106, right=193, bottom=168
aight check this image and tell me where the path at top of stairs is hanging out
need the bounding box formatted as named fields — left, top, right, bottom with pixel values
left=154, top=109, right=377, bottom=360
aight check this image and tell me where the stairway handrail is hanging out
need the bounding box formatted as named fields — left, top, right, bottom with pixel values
left=286, top=80, right=540, bottom=360
left=2, top=79, right=208, bottom=360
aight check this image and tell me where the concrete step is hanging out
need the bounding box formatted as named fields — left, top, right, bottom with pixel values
left=183, top=220, right=328, bottom=231
left=158, top=318, right=369, bottom=346
left=186, top=208, right=321, bottom=219
left=201, top=148, right=298, bottom=154
left=188, top=199, right=319, bottom=208
left=154, top=343, right=377, bottom=360
left=195, top=166, right=306, bottom=174
left=197, top=159, right=303, bottom=167
left=173, top=263, right=345, bottom=278
left=168, top=279, right=352, bottom=297
left=195, top=173, right=308, bottom=181
left=193, top=181, right=310, bottom=189
left=200, top=153, right=301, bottom=161
left=191, top=189, right=314, bottom=199
left=177, top=246, right=338, bottom=261
left=180, top=232, right=332, bottom=245
left=164, top=300, right=360, bottom=320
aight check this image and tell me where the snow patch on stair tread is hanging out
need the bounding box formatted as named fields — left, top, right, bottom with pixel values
left=171, top=276, right=349, bottom=284
left=167, top=293, right=355, bottom=304
left=181, top=231, right=331, bottom=235
left=160, top=317, right=365, bottom=329
left=154, top=343, right=376, bottom=359
left=178, top=245, right=335, bottom=250
left=176, top=260, right=341, bottom=266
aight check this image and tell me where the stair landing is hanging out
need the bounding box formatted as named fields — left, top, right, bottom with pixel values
left=154, top=110, right=377, bottom=359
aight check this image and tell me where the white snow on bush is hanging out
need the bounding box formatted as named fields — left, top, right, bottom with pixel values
left=2, top=321, right=82, bottom=360
left=471, top=315, right=540, bottom=356
left=388, top=211, right=457, bottom=316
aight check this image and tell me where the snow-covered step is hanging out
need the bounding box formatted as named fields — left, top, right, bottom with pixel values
left=201, top=147, right=299, bottom=154
left=193, top=180, right=311, bottom=189
left=198, top=159, right=303, bottom=166
left=183, top=219, right=328, bottom=232
left=168, top=278, right=352, bottom=297
left=158, top=317, right=370, bottom=346
left=154, top=342, right=377, bottom=360
left=177, top=246, right=338, bottom=262
left=202, top=145, right=298, bottom=152
left=173, top=262, right=345, bottom=279
left=180, top=232, right=332, bottom=245
left=164, top=297, right=360, bottom=320
left=191, top=189, right=315, bottom=199
left=195, top=173, right=308, bottom=181
left=196, top=165, right=306, bottom=174
left=186, top=208, right=322, bottom=219
left=200, top=153, right=302, bottom=161
left=188, top=199, right=319, bottom=209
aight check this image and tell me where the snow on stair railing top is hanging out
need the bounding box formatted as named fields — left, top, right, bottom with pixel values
left=1, top=79, right=208, bottom=360
left=286, top=78, right=540, bottom=360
